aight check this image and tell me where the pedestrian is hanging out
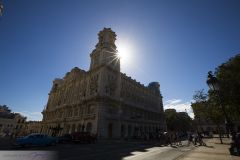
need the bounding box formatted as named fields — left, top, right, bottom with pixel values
left=187, top=132, right=194, bottom=146
left=193, top=132, right=198, bottom=145
left=170, top=133, right=175, bottom=146
left=176, top=132, right=182, bottom=146
left=198, top=132, right=206, bottom=146
left=164, top=132, right=171, bottom=146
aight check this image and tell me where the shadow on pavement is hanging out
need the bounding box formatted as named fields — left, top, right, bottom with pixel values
left=1, top=138, right=193, bottom=160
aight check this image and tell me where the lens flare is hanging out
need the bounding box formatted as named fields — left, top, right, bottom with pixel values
left=116, top=42, right=133, bottom=65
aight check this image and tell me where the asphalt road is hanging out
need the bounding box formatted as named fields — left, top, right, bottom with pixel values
left=58, top=141, right=195, bottom=160
left=1, top=138, right=196, bottom=160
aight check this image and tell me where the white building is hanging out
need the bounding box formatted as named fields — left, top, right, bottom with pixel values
left=42, top=28, right=166, bottom=138
left=0, top=105, right=26, bottom=137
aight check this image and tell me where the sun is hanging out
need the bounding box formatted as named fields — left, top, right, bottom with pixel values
left=117, top=45, right=127, bottom=59
left=116, top=42, right=133, bottom=65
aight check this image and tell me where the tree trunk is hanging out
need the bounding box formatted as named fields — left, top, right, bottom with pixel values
left=217, top=125, right=223, bottom=144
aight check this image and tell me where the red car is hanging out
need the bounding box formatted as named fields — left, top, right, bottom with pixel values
left=71, top=132, right=97, bottom=143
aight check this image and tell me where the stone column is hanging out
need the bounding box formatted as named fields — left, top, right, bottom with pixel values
left=96, top=103, right=108, bottom=138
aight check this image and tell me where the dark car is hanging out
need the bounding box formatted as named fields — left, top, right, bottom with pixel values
left=15, top=133, right=58, bottom=147
left=71, top=132, right=97, bottom=143
left=57, top=134, right=72, bottom=143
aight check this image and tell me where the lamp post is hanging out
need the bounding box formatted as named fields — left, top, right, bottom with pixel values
left=0, top=0, right=3, bottom=17
left=206, top=71, right=234, bottom=138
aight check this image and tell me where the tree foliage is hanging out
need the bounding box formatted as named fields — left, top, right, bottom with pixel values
left=165, top=109, right=193, bottom=132
left=193, top=89, right=207, bottom=102
left=192, top=54, right=240, bottom=129
left=191, top=90, right=224, bottom=126
left=215, top=54, right=240, bottom=121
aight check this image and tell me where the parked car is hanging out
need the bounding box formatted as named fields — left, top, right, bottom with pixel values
left=57, top=134, right=72, bottom=143
left=15, top=133, right=58, bottom=147
left=71, top=132, right=97, bottom=143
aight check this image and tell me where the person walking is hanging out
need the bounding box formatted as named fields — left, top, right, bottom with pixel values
left=198, top=132, right=206, bottom=146
left=193, top=132, right=198, bottom=145
left=187, top=132, right=194, bottom=146
left=176, top=132, right=182, bottom=146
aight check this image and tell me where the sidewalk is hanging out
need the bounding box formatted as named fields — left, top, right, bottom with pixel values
left=177, top=138, right=240, bottom=160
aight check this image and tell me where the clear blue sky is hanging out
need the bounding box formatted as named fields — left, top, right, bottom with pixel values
left=0, top=0, right=240, bottom=120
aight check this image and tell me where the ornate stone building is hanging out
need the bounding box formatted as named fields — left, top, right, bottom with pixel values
left=41, top=28, right=166, bottom=138
left=0, top=105, right=26, bottom=137
left=25, top=121, right=42, bottom=135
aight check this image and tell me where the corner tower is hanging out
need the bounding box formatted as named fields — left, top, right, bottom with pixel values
left=90, top=28, right=120, bottom=71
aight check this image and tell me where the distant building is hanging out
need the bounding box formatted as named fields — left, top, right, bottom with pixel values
left=42, top=28, right=166, bottom=138
left=194, top=117, right=226, bottom=134
left=0, top=105, right=26, bottom=137
left=191, top=102, right=226, bottom=134
left=25, top=121, right=42, bottom=135
left=164, top=109, right=176, bottom=113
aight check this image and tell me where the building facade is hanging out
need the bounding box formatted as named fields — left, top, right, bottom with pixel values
left=41, top=28, right=166, bottom=138
left=24, top=121, right=42, bottom=135
left=0, top=105, right=26, bottom=137
left=195, top=118, right=226, bottom=134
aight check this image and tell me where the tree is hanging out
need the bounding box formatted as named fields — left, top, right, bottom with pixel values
left=193, top=89, right=208, bottom=102
left=214, top=54, right=240, bottom=122
left=192, top=89, right=226, bottom=126
left=191, top=90, right=209, bottom=120
left=191, top=90, right=224, bottom=143
left=164, top=109, right=193, bottom=132
left=192, top=54, right=240, bottom=143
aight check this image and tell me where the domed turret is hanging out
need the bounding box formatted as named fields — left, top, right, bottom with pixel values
left=148, top=82, right=160, bottom=94
left=90, top=28, right=120, bottom=71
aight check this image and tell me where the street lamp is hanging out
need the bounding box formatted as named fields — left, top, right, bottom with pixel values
left=207, top=72, right=220, bottom=91
left=206, top=71, right=234, bottom=137
left=0, top=0, right=3, bottom=16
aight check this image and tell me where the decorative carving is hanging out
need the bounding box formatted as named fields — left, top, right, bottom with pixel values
left=96, top=28, right=116, bottom=50
left=89, top=75, right=98, bottom=95
left=105, top=75, right=117, bottom=96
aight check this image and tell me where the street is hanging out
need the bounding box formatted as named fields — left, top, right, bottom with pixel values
left=55, top=142, right=193, bottom=160
left=6, top=139, right=194, bottom=160
left=1, top=138, right=239, bottom=160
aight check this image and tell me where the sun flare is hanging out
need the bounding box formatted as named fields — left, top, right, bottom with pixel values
left=116, top=42, right=133, bottom=65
